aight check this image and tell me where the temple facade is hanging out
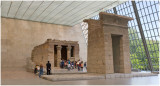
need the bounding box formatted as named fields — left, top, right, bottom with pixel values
left=84, top=12, right=133, bottom=74
left=31, top=39, right=79, bottom=69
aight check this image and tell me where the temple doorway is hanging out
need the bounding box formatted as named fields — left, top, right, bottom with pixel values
left=61, top=45, right=67, bottom=60
left=112, top=34, right=122, bottom=73
left=54, top=45, right=58, bottom=67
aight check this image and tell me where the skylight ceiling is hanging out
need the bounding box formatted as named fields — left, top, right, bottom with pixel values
left=1, top=1, right=125, bottom=26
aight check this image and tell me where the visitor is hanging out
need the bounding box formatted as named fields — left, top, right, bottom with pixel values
left=83, top=62, right=87, bottom=72
left=34, top=65, right=38, bottom=74
left=75, top=61, right=77, bottom=68
left=46, top=61, right=51, bottom=75
left=60, top=60, right=63, bottom=68
left=77, top=60, right=79, bottom=71
left=62, top=60, right=64, bottom=68
left=81, top=61, right=83, bottom=71
left=39, top=64, right=43, bottom=77
left=64, top=60, right=68, bottom=69
left=68, top=60, right=70, bottom=65
left=37, top=65, right=40, bottom=73
left=78, top=62, right=81, bottom=71
left=67, top=64, right=71, bottom=71
left=67, top=61, right=71, bottom=71
left=71, top=61, right=74, bottom=69
left=64, top=60, right=66, bottom=69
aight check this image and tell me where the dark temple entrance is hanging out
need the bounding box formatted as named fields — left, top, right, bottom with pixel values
left=61, top=45, right=67, bottom=60
left=54, top=45, right=58, bottom=67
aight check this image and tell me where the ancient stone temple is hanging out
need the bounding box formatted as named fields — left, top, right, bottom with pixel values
left=84, top=12, right=133, bottom=74
left=31, top=39, right=79, bottom=69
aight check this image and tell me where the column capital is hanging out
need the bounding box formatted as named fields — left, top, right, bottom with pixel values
left=56, top=45, right=62, bottom=50
left=67, top=45, right=72, bottom=50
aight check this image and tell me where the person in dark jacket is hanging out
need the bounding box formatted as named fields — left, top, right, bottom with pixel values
left=46, top=61, right=51, bottom=75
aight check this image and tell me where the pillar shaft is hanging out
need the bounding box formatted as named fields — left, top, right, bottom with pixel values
left=56, top=45, right=62, bottom=67
left=67, top=45, right=71, bottom=60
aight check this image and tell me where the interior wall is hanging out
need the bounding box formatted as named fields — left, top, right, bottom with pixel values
left=1, top=17, right=87, bottom=69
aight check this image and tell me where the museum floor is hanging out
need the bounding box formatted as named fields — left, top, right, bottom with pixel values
left=1, top=68, right=159, bottom=85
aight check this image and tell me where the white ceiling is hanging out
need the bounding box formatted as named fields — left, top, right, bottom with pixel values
left=1, top=1, right=125, bottom=26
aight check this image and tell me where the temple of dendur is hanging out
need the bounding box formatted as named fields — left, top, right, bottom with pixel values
left=31, top=39, right=79, bottom=69
left=29, top=12, right=133, bottom=74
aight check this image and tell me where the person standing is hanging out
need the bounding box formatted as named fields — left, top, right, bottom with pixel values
left=81, top=61, right=83, bottom=71
left=62, top=60, right=64, bottom=68
left=83, top=62, right=87, bottom=72
left=34, top=65, right=38, bottom=74
left=75, top=61, right=77, bottom=68
left=39, top=64, right=43, bottom=77
left=46, top=61, right=51, bottom=75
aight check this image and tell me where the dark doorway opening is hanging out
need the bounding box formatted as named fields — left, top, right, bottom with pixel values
left=54, top=45, right=58, bottom=67
left=61, top=45, right=67, bottom=61
left=112, top=34, right=122, bottom=73
left=71, top=46, right=74, bottom=57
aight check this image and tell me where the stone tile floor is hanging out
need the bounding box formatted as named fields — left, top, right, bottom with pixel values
left=1, top=68, right=159, bottom=85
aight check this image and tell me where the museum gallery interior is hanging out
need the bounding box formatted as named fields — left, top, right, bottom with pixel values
left=1, top=0, right=159, bottom=85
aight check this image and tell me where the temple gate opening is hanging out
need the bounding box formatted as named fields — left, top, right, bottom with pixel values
left=111, top=34, right=122, bottom=73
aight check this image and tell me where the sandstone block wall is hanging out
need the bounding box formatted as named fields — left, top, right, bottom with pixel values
left=1, top=18, right=87, bottom=69
left=84, top=12, right=133, bottom=74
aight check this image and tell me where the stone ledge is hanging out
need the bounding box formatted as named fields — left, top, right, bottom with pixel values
left=105, top=72, right=158, bottom=79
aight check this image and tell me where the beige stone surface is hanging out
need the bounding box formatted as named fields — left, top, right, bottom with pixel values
left=1, top=18, right=87, bottom=69
left=84, top=12, right=133, bottom=74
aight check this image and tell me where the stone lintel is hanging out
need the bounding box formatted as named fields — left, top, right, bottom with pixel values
left=103, top=23, right=129, bottom=28
left=99, top=12, right=133, bottom=27
left=99, top=12, right=133, bottom=21
left=45, top=39, right=78, bottom=45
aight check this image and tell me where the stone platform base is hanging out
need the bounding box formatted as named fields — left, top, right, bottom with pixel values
left=41, top=72, right=158, bottom=81
left=41, top=73, right=105, bottom=81
left=52, top=68, right=87, bottom=74
left=106, top=72, right=158, bottom=79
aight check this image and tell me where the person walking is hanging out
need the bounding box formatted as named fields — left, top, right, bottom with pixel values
left=39, top=64, right=43, bottom=77
left=46, top=61, right=51, bottom=75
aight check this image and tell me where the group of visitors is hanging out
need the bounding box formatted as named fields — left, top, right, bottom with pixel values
left=60, top=59, right=87, bottom=72
left=34, top=59, right=87, bottom=78
left=34, top=61, right=51, bottom=78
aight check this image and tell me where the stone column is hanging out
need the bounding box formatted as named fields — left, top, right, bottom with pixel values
left=47, top=42, right=54, bottom=71
left=67, top=45, right=71, bottom=60
left=74, top=44, right=79, bottom=61
left=56, top=45, right=62, bottom=67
